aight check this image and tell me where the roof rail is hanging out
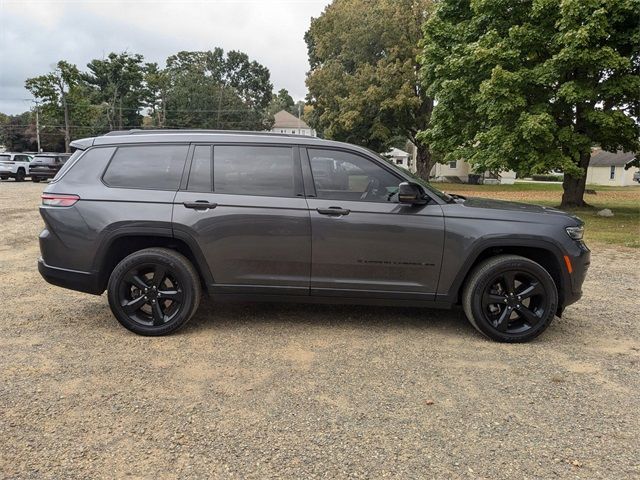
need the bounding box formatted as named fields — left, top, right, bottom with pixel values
left=102, top=129, right=312, bottom=138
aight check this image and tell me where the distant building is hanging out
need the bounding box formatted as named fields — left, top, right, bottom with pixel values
left=586, top=149, right=639, bottom=186
left=270, top=110, right=316, bottom=136
left=430, top=159, right=516, bottom=185
left=385, top=148, right=412, bottom=170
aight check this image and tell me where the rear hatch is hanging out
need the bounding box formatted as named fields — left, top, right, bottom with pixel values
left=30, top=156, right=58, bottom=172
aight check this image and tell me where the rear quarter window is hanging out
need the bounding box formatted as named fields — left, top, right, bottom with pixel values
left=103, top=145, right=188, bottom=190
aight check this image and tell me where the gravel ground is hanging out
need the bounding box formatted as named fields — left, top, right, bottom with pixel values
left=1, top=181, right=639, bottom=479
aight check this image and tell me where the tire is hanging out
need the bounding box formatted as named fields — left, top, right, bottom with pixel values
left=0, top=176, right=7, bottom=180
left=107, top=248, right=202, bottom=336
left=15, top=169, right=25, bottom=182
left=462, top=255, right=558, bottom=343
left=31, top=177, right=41, bottom=183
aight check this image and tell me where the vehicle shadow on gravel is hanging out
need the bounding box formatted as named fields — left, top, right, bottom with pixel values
left=183, top=301, right=476, bottom=337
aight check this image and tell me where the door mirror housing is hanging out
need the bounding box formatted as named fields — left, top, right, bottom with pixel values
left=398, top=182, right=428, bottom=205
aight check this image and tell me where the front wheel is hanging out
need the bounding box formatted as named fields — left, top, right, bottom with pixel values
left=15, top=169, right=25, bottom=182
left=462, top=255, right=558, bottom=343
left=107, top=248, right=202, bottom=336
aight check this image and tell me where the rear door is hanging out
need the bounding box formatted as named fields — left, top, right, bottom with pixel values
left=302, top=147, right=445, bottom=301
left=172, top=143, right=311, bottom=295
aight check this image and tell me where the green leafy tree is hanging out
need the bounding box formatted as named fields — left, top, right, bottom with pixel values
left=420, top=0, right=640, bottom=207
left=83, top=52, right=146, bottom=130
left=143, top=62, right=170, bottom=128
left=163, top=48, right=273, bottom=130
left=305, top=0, right=435, bottom=177
left=25, top=60, right=81, bottom=152
left=268, top=88, right=295, bottom=116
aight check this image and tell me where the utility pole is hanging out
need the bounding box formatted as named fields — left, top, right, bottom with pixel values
left=33, top=100, right=41, bottom=152
left=298, top=102, right=302, bottom=135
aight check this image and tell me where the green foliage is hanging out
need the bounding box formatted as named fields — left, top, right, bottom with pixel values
left=305, top=0, right=436, bottom=177
left=419, top=0, right=640, bottom=206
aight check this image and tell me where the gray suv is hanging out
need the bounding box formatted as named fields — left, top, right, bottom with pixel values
left=37, top=130, right=590, bottom=342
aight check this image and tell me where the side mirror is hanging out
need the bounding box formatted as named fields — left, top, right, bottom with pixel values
left=398, top=182, right=427, bottom=205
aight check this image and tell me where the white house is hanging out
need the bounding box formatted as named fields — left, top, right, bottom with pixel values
left=430, top=158, right=516, bottom=184
left=586, top=150, right=638, bottom=186
left=270, top=110, right=316, bottom=136
left=385, top=148, right=412, bottom=170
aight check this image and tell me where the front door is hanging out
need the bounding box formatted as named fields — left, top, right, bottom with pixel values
left=172, top=144, right=311, bottom=296
left=302, top=147, right=444, bottom=301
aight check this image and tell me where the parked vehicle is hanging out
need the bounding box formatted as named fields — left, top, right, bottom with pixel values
left=0, top=152, right=33, bottom=181
left=29, top=153, right=72, bottom=182
left=37, top=130, right=590, bottom=342
left=634, top=171, right=640, bottom=183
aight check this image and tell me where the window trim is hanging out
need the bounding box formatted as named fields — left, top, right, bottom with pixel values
left=184, top=144, right=213, bottom=193
left=101, top=143, right=190, bottom=191
left=302, top=146, right=406, bottom=204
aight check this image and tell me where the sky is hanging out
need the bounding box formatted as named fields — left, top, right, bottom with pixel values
left=0, top=0, right=331, bottom=114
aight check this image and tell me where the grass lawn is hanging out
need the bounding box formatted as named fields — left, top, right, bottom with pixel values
left=436, top=182, right=640, bottom=248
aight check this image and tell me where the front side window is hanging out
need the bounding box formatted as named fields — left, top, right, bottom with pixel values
left=308, top=148, right=401, bottom=202
left=214, top=145, right=295, bottom=197
left=103, top=145, right=188, bottom=190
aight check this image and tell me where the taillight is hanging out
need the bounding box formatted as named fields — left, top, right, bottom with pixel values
left=41, top=193, right=80, bottom=207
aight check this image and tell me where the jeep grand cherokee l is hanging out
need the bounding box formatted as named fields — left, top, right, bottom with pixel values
left=37, top=130, right=590, bottom=342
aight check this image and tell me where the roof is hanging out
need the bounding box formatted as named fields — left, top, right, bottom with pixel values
left=589, top=149, right=637, bottom=167
left=386, top=147, right=410, bottom=158
left=71, top=129, right=357, bottom=152
left=272, top=110, right=310, bottom=129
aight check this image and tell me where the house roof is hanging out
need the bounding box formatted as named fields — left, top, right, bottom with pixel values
left=590, top=149, right=637, bottom=167
left=386, top=147, right=410, bottom=158
left=272, top=110, right=310, bottom=129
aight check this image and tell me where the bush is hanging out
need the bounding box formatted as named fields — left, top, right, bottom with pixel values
left=531, top=174, right=563, bottom=182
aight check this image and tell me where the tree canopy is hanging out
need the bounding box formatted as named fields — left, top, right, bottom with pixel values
left=419, top=0, right=640, bottom=207
left=305, top=0, right=436, bottom=177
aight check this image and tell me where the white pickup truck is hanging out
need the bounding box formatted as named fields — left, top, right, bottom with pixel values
left=0, top=152, right=33, bottom=182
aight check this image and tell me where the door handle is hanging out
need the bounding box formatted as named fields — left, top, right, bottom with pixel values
left=316, top=206, right=350, bottom=216
left=183, top=200, right=217, bottom=210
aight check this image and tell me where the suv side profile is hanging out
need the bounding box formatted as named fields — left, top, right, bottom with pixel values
left=37, top=130, right=590, bottom=342
left=0, top=152, right=33, bottom=181
left=29, top=153, right=72, bottom=182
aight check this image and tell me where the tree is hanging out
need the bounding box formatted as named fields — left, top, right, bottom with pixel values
left=419, top=0, right=640, bottom=207
left=305, top=0, right=435, bottom=178
left=268, top=88, right=295, bottom=116
left=143, top=62, right=170, bottom=128
left=163, top=48, right=273, bottom=130
left=84, top=52, right=146, bottom=130
left=25, top=60, right=81, bottom=152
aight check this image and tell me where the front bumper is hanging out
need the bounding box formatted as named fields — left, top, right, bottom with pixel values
left=38, top=258, right=103, bottom=295
left=562, top=241, right=590, bottom=308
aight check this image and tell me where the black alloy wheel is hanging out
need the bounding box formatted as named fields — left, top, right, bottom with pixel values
left=462, top=255, right=558, bottom=342
left=107, top=248, right=201, bottom=335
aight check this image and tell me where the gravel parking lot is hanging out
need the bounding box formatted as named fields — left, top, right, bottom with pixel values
left=1, top=181, right=639, bottom=479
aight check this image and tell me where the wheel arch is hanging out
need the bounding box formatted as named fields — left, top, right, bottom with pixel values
left=448, top=239, right=569, bottom=313
left=95, top=231, right=213, bottom=292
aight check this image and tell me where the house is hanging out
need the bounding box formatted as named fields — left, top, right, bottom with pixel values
left=270, top=110, right=316, bottom=136
left=430, top=158, right=516, bottom=184
left=385, top=148, right=412, bottom=170
left=586, top=149, right=639, bottom=186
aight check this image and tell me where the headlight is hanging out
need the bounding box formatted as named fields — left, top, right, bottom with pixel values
left=566, top=225, right=584, bottom=240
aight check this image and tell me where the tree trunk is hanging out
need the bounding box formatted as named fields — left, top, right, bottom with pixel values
left=560, top=150, right=591, bottom=208
left=415, top=143, right=435, bottom=181
left=61, top=93, right=70, bottom=153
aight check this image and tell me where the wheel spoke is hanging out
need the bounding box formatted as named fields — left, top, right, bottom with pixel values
left=152, top=265, right=167, bottom=288
left=151, top=301, right=165, bottom=326
left=517, top=282, right=543, bottom=300
left=494, top=307, right=511, bottom=332
left=159, top=289, right=183, bottom=302
left=516, top=305, right=540, bottom=326
left=484, top=292, right=507, bottom=305
left=126, top=273, right=149, bottom=290
left=502, top=271, right=517, bottom=295
left=122, top=295, right=147, bottom=314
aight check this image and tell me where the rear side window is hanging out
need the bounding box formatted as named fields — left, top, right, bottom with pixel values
left=214, top=145, right=295, bottom=197
left=103, top=145, right=188, bottom=190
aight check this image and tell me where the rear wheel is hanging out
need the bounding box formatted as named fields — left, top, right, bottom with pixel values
left=107, top=248, right=202, bottom=336
left=15, top=169, right=25, bottom=182
left=31, top=177, right=41, bottom=183
left=462, top=255, right=558, bottom=342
